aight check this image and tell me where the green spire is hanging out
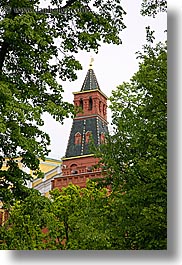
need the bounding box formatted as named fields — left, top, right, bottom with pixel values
left=81, top=58, right=100, bottom=91
left=81, top=68, right=100, bottom=91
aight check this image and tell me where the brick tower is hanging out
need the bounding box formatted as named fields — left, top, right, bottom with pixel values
left=52, top=60, right=108, bottom=190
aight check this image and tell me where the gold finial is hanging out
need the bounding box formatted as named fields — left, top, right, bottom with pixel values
left=89, top=57, right=94, bottom=69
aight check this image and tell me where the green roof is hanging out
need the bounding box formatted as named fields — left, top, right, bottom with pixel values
left=65, top=117, right=108, bottom=158
left=81, top=68, right=100, bottom=91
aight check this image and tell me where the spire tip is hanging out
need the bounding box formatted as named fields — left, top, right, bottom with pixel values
left=89, top=57, right=94, bottom=69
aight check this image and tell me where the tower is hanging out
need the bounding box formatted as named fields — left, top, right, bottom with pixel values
left=52, top=60, right=108, bottom=190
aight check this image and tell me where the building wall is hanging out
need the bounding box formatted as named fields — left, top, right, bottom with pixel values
left=73, top=90, right=107, bottom=121
left=52, top=155, right=102, bottom=190
left=52, top=170, right=102, bottom=190
left=62, top=155, right=100, bottom=176
left=33, top=165, right=62, bottom=197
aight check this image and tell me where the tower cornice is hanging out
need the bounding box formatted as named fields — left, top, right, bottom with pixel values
left=74, top=114, right=108, bottom=124
left=62, top=154, right=94, bottom=161
left=73, top=89, right=108, bottom=100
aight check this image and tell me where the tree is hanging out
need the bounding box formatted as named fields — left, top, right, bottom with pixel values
left=140, top=0, right=167, bottom=17
left=0, top=189, right=65, bottom=250
left=94, top=36, right=167, bottom=249
left=0, top=0, right=126, bottom=205
left=50, top=182, right=111, bottom=250
left=0, top=182, right=111, bottom=250
left=0, top=1, right=167, bottom=250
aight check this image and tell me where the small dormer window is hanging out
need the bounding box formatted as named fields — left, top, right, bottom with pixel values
left=85, top=131, right=91, bottom=144
left=75, top=132, right=82, bottom=145
left=88, top=97, right=93, bottom=110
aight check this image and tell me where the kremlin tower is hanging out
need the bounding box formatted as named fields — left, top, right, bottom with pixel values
left=52, top=60, right=108, bottom=190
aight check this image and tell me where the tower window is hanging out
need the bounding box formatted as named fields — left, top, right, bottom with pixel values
left=88, top=97, right=93, bottom=110
left=103, top=104, right=106, bottom=115
left=80, top=98, right=83, bottom=110
left=75, top=132, right=82, bottom=145
left=85, top=131, right=91, bottom=144
left=99, top=101, right=102, bottom=112
left=70, top=163, right=78, bottom=174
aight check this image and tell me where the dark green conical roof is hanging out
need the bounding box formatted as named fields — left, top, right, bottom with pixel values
left=81, top=68, right=100, bottom=91
left=65, top=117, right=108, bottom=158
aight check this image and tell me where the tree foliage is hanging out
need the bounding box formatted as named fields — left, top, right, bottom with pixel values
left=0, top=0, right=126, bottom=204
left=0, top=183, right=111, bottom=250
left=0, top=189, right=65, bottom=250
left=0, top=1, right=167, bottom=250
left=94, top=36, right=167, bottom=249
left=50, top=182, right=111, bottom=249
left=140, top=0, right=167, bottom=17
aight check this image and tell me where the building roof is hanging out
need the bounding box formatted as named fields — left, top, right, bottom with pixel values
left=65, top=117, right=108, bottom=158
left=80, top=68, right=100, bottom=91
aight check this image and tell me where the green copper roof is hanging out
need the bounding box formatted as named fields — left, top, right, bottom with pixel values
left=81, top=69, right=100, bottom=91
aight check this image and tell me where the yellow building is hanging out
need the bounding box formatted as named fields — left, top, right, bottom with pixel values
left=2, top=157, right=61, bottom=173
left=0, top=157, right=62, bottom=225
left=1, top=157, right=62, bottom=197
left=30, top=157, right=62, bottom=197
left=31, top=157, right=62, bottom=197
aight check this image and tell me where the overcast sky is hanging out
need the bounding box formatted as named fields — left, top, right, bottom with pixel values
left=41, top=0, right=167, bottom=159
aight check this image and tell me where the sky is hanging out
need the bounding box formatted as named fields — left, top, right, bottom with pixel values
left=41, top=0, right=167, bottom=160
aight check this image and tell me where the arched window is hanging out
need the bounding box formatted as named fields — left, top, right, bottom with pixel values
left=103, top=104, right=106, bottom=115
left=75, top=132, right=82, bottom=145
left=79, top=98, right=83, bottom=110
left=88, top=97, right=93, bottom=110
left=70, top=164, right=78, bottom=175
left=99, top=101, right=102, bottom=112
left=85, top=131, right=91, bottom=144
left=70, top=163, right=77, bottom=169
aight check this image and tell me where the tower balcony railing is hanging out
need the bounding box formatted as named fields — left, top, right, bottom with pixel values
left=62, top=166, right=102, bottom=177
